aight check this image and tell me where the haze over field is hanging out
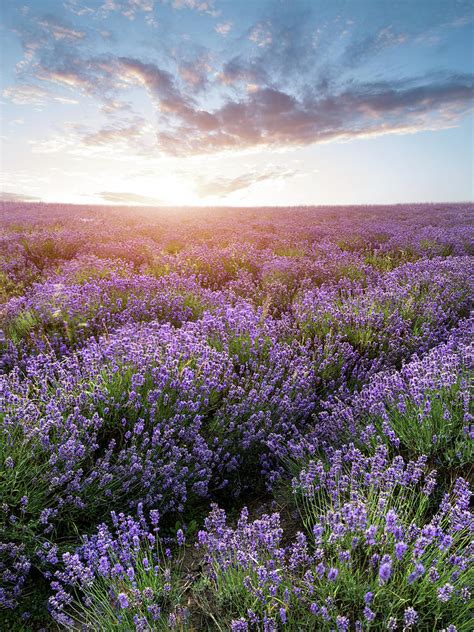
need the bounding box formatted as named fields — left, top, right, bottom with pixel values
left=1, top=0, right=473, bottom=206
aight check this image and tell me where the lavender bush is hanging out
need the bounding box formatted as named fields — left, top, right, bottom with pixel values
left=49, top=507, right=187, bottom=630
left=198, top=449, right=472, bottom=630
left=316, top=318, right=473, bottom=470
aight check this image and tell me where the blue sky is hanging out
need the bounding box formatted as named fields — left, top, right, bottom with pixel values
left=1, top=0, right=473, bottom=205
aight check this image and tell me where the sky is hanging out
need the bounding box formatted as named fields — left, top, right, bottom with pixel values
left=0, top=0, right=473, bottom=206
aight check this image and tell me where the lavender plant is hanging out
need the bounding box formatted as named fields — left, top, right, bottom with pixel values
left=49, top=507, right=188, bottom=630
left=197, top=449, right=472, bottom=630
left=316, top=319, right=473, bottom=471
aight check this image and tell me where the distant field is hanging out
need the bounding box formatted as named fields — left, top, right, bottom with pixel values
left=1, top=203, right=473, bottom=631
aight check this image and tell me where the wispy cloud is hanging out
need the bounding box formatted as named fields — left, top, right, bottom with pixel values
left=80, top=120, right=146, bottom=146
left=218, top=56, right=268, bottom=86
left=3, top=84, right=50, bottom=105
left=178, top=55, right=211, bottom=90
left=2, top=83, right=78, bottom=105
left=63, top=1, right=95, bottom=17
left=28, top=45, right=474, bottom=157
left=248, top=22, right=272, bottom=48
left=195, top=167, right=297, bottom=197
left=341, top=25, right=407, bottom=68
left=98, top=191, right=163, bottom=204
left=169, top=0, right=217, bottom=16
left=0, top=191, right=41, bottom=202
left=98, top=0, right=156, bottom=20
left=37, top=15, right=86, bottom=41
left=215, top=21, right=232, bottom=36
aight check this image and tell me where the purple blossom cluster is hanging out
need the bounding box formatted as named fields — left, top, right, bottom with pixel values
left=294, top=256, right=472, bottom=370
left=313, top=316, right=473, bottom=462
left=1, top=272, right=224, bottom=369
left=49, top=505, right=187, bottom=629
left=0, top=203, right=472, bottom=629
left=198, top=449, right=472, bottom=630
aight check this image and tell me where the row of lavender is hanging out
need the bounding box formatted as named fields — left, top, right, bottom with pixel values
left=1, top=203, right=473, bottom=630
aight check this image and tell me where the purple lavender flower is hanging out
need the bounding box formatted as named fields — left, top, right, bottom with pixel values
left=327, top=567, right=339, bottom=581
left=336, top=615, right=349, bottom=630
left=365, top=525, right=378, bottom=545
left=117, top=593, right=129, bottom=609
left=379, top=560, right=392, bottom=584
left=3, top=206, right=474, bottom=625
left=142, top=587, right=153, bottom=600
left=404, top=607, right=418, bottom=627
left=395, top=541, right=408, bottom=560
left=176, top=529, right=185, bottom=546
left=364, top=607, right=375, bottom=622
left=437, top=583, right=454, bottom=603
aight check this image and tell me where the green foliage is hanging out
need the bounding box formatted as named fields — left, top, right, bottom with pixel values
left=0, top=272, right=26, bottom=303
left=143, top=262, right=172, bottom=278
left=273, top=246, right=305, bottom=258
left=3, top=310, right=39, bottom=345
left=363, top=380, right=474, bottom=474
left=181, top=292, right=207, bottom=320
left=20, top=236, right=80, bottom=269
left=364, top=248, right=419, bottom=271
left=164, top=241, right=185, bottom=255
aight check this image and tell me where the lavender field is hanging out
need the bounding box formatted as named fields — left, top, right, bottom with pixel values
left=0, top=202, right=472, bottom=631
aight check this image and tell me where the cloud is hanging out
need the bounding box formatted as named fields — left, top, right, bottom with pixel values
left=3, top=84, right=49, bottom=105
left=249, top=22, right=272, bottom=48
left=37, top=68, right=93, bottom=90
left=99, top=0, right=155, bottom=20
left=37, top=16, right=86, bottom=41
left=244, top=5, right=315, bottom=84
left=34, top=53, right=123, bottom=98
left=179, top=60, right=210, bottom=90
left=155, top=74, right=474, bottom=155
left=215, top=21, right=232, bottom=36
left=113, top=57, right=220, bottom=132
left=29, top=50, right=473, bottom=158
left=98, top=191, right=163, bottom=204
left=2, top=84, right=78, bottom=105
left=72, top=117, right=158, bottom=156
left=7, top=1, right=472, bottom=162
left=342, top=26, right=408, bottom=69
left=100, top=98, right=133, bottom=113
left=81, top=120, right=146, bottom=146
left=169, top=0, right=217, bottom=15
left=218, top=56, right=268, bottom=86
left=194, top=167, right=297, bottom=197
left=118, top=57, right=185, bottom=105
left=64, top=1, right=95, bottom=16
left=0, top=191, right=41, bottom=202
